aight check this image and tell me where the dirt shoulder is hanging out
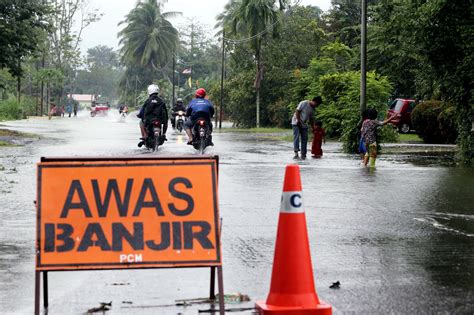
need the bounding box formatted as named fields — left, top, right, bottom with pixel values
left=0, top=128, right=39, bottom=146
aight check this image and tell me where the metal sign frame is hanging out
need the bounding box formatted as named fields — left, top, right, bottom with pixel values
left=34, top=155, right=224, bottom=315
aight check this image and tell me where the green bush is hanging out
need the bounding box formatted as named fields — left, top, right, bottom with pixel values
left=411, top=100, right=457, bottom=143
left=437, top=106, right=458, bottom=143
left=225, top=70, right=256, bottom=127
left=268, top=98, right=291, bottom=128
left=0, top=96, right=40, bottom=120
left=305, top=71, right=393, bottom=152
left=0, top=98, right=22, bottom=120
left=20, top=96, right=37, bottom=117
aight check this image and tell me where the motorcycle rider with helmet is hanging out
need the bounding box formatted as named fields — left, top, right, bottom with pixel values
left=137, top=84, right=168, bottom=147
left=184, top=88, right=214, bottom=145
left=170, top=97, right=187, bottom=129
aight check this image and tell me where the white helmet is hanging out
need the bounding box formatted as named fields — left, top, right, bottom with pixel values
left=147, top=84, right=159, bottom=96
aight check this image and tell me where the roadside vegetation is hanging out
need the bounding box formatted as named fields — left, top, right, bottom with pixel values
left=0, top=128, right=38, bottom=146
left=398, top=134, right=423, bottom=143
left=0, top=0, right=471, bottom=164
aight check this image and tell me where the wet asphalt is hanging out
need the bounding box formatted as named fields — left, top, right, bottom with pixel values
left=0, top=111, right=472, bottom=314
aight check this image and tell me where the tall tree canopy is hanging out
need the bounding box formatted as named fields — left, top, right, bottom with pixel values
left=118, top=0, right=179, bottom=68
left=0, top=0, right=49, bottom=78
left=118, top=0, right=179, bottom=104
left=218, top=0, right=284, bottom=127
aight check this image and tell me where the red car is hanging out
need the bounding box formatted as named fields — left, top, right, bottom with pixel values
left=387, top=98, right=417, bottom=133
left=90, top=103, right=110, bottom=117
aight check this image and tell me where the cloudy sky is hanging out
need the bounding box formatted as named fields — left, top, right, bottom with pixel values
left=79, top=0, right=332, bottom=54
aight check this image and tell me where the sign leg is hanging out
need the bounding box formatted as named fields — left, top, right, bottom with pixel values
left=217, top=266, right=225, bottom=315
left=34, top=271, right=40, bottom=315
left=209, top=266, right=216, bottom=300
left=43, top=271, right=49, bottom=308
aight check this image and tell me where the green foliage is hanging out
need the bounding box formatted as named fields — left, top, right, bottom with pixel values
left=290, top=57, right=337, bottom=104
left=226, top=71, right=256, bottom=127
left=267, top=98, right=290, bottom=128
left=306, top=71, right=392, bottom=152
left=119, top=0, right=178, bottom=67
left=321, top=41, right=352, bottom=71
left=75, top=46, right=122, bottom=99
left=368, top=0, right=420, bottom=98
left=378, top=124, right=399, bottom=144
left=411, top=100, right=458, bottom=144
left=416, top=0, right=473, bottom=164
left=36, top=69, right=64, bottom=85
left=323, top=0, right=361, bottom=48
left=118, top=0, right=179, bottom=101
left=0, top=0, right=50, bottom=77
left=0, top=98, right=22, bottom=120
left=438, top=106, right=458, bottom=144
left=19, top=96, right=37, bottom=117
left=0, top=95, right=37, bottom=121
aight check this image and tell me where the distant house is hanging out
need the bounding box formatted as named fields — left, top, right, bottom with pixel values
left=68, top=94, right=96, bottom=108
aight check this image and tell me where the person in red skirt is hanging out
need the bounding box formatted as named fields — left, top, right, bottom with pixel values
left=311, top=120, right=326, bottom=158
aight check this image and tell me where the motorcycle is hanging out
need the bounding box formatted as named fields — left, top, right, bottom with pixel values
left=144, top=120, right=165, bottom=151
left=175, top=110, right=185, bottom=132
left=120, top=107, right=129, bottom=118
left=192, top=118, right=212, bottom=154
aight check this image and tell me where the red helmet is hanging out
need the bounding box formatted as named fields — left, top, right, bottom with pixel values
left=195, top=88, right=206, bottom=98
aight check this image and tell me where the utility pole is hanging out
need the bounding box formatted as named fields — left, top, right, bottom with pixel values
left=219, top=30, right=225, bottom=129
left=360, top=0, right=367, bottom=116
left=172, top=53, right=176, bottom=107
left=17, top=58, right=21, bottom=104
left=135, top=75, right=138, bottom=108
left=40, top=53, right=45, bottom=116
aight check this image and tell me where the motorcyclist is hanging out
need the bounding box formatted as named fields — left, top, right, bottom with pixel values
left=184, top=88, right=214, bottom=145
left=170, top=98, right=187, bottom=129
left=137, top=84, right=168, bottom=147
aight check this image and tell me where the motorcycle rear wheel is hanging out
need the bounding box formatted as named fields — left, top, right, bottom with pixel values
left=199, top=138, right=206, bottom=154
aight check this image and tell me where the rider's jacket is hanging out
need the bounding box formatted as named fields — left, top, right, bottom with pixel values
left=143, top=94, right=168, bottom=126
left=172, top=103, right=186, bottom=114
left=186, top=98, right=214, bottom=122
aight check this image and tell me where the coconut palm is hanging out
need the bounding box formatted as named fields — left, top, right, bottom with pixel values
left=217, top=0, right=286, bottom=127
left=118, top=0, right=179, bottom=69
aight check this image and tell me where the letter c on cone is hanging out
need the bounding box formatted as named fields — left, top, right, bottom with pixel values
left=256, top=164, right=332, bottom=314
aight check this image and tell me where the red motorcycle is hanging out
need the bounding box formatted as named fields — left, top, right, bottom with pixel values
left=192, top=118, right=212, bottom=154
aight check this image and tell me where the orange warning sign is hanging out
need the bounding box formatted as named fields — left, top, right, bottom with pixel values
left=36, top=157, right=221, bottom=271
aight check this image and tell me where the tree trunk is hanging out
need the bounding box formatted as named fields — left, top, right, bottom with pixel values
left=256, top=89, right=260, bottom=128
left=255, top=46, right=261, bottom=128
left=360, top=0, right=367, bottom=117
left=17, top=76, right=21, bottom=104
left=219, top=30, right=225, bottom=129
left=40, top=53, right=45, bottom=116
left=47, top=82, right=50, bottom=118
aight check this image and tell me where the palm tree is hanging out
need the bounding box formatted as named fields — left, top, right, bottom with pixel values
left=217, top=0, right=287, bottom=127
left=118, top=0, right=179, bottom=74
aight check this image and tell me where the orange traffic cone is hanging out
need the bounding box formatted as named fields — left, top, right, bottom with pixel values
left=255, top=164, right=332, bottom=314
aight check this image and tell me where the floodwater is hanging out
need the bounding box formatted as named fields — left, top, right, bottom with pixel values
left=0, top=111, right=472, bottom=314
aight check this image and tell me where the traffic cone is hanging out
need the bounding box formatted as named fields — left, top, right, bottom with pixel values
left=255, top=165, right=332, bottom=314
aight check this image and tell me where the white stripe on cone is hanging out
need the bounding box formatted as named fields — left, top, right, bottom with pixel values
left=280, top=191, right=304, bottom=213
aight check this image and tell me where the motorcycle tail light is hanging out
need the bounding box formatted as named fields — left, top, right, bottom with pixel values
left=198, top=120, right=205, bottom=126
left=153, top=121, right=161, bottom=126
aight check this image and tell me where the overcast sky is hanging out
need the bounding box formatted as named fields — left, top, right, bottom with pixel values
left=79, top=0, right=332, bottom=54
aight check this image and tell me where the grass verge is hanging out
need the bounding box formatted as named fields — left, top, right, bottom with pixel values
left=398, top=133, right=423, bottom=142
left=218, top=127, right=290, bottom=133
left=0, top=128, right=37, bottom=138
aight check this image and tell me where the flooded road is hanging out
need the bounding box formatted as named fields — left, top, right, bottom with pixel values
left=0, top=112, right=473, bottom=314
